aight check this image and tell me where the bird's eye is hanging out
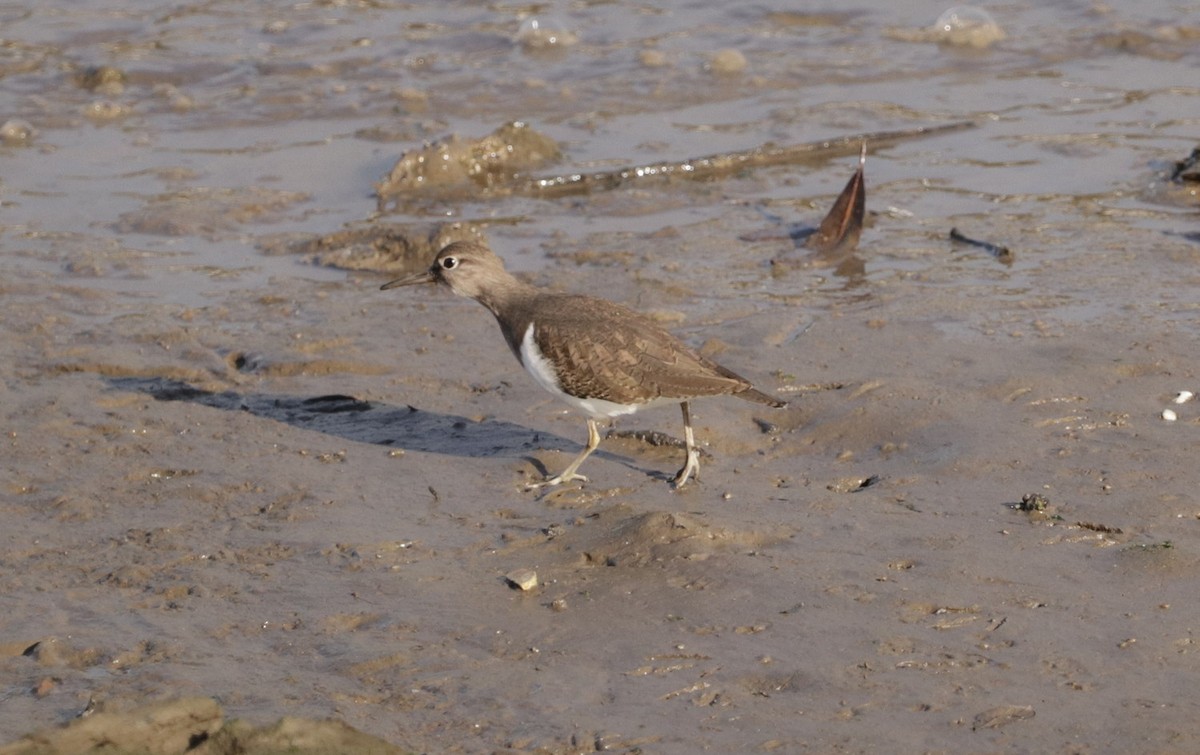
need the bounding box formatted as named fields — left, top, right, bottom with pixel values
left=441, top=256, right=458, bottom=270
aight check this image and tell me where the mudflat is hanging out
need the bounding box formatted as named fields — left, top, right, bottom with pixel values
left=1, top=1, right=1198, bottom=752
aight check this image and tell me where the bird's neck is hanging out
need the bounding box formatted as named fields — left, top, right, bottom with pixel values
left=473, top=276, right=539, bottom=322
left=473, top=279, right=544, bottom=362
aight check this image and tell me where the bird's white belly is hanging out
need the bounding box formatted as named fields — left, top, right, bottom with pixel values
left=520, top=324, right=662, bottom=419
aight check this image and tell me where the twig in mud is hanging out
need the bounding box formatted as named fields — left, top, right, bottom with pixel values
left=949, top=227, right=1014, bottom=265
left=525, top=122, right=974, bottom=198
left=1075, top=521, right=1123, bottom=534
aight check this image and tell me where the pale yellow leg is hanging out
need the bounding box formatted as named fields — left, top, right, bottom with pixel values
left=527, top=417, right=601, bottom=489
left=672, top=401, right=701, bottom=488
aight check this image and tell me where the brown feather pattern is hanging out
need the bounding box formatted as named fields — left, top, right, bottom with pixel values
left=517, top=295, right=763, bottom=405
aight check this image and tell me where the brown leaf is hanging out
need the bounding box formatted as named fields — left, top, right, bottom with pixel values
left=805, top=142, right=866, bottom=254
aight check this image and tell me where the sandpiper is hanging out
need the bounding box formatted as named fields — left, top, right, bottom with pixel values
left=381, top=241, right=785, bottom=488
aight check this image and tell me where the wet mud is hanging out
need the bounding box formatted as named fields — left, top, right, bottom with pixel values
left=2, top=1, right=1200, bottom=753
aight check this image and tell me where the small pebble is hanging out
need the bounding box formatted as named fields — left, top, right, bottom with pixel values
left=77, top=65, right=126, bottom=93
left=1018, top=493, right=1049, bottom=512
left=505, top=568, right=538, bottom=591
left=1173, top=390, right=1193, bottom=404
left=1162, top=408, right=1177, bottom=422
left=34, top=677, right=56, bottom=698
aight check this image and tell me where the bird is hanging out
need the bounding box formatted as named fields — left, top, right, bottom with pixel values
left=380, top=241, right=786, bottom=488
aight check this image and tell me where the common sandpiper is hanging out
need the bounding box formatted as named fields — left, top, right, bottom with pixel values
left=381, top=241, right=785, bottom=488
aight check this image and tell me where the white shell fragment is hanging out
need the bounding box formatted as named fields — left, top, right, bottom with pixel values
left=1161, top=409, right=1177, bottom=422
left=505, top=568, right=539, bottom=591
left=1174, top=391, right=1194, bottom=404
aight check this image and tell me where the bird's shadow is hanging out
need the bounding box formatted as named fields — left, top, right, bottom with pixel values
left=107, top=376, right=650, bottom=478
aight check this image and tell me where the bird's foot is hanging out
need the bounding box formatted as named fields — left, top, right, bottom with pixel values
left=671, top=451, right=701, bottom=489
left=524, top=471, right=588, bottom=491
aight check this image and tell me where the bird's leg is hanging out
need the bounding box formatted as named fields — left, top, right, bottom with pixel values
left=527, top=417, right=600, bottom=489
left=672, top=401, right=701, bottom=488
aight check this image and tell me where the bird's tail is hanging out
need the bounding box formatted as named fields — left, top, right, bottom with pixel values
left=710, top=362, right=788, bottom=408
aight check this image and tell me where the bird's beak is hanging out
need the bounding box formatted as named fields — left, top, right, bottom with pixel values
left=380, top=268, right=436, bottom=290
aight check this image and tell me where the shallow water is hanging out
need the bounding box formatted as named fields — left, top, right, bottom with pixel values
left=2, top=1, right=1199, bottom=752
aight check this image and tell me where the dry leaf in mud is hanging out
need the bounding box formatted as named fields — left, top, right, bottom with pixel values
left=805, top=142, right=866, bottom=254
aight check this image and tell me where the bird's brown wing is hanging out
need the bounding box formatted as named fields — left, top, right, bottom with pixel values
left=528, top=295, right=757, bottom=405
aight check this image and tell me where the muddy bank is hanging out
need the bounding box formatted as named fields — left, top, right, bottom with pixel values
left=0, top=696, right=408, bottom=755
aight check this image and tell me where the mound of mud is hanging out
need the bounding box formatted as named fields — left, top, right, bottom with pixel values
left=0, top=696, right=409, bottom=755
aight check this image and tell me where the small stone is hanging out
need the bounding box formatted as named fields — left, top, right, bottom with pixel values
left=1162, top=408, right=1177, bottom=422
left=76, top=65, right=126, bottom=93
left=754, top=417, right=780, bottom=435
left=1018, top=493, right=1049, bottom=512
left=1174, top=390, right=1193, bottom=404
left=505, top=568, right=538, bottom=591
